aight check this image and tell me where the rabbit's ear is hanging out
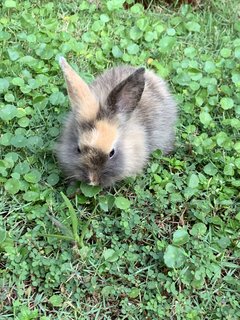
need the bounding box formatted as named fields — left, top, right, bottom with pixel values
left=59, top=57, right=98, bottom=121
left=107, top=68, right=145, bottom=115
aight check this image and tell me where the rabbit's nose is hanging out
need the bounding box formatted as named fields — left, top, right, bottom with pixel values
left=89, top=172, right=99, bottom=186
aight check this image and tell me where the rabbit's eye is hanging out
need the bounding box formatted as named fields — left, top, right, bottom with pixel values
left=109, top=149, right=115, bottom=158
left=77, top=146, right=81, bottom=153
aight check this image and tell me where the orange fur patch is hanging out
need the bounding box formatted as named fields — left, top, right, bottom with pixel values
left=81, top=120, right=118, bottom=153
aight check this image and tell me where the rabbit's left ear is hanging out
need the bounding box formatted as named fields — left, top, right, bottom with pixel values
left=59, top=57, right=99, bottom=121
left=107, top=68, right=145, bottom=115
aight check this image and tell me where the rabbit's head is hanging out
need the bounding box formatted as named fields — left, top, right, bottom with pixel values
left=56, top=58, right=146, bottom=186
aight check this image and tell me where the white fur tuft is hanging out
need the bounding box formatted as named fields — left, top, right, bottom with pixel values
left=59, top=56, right=67, bottom=69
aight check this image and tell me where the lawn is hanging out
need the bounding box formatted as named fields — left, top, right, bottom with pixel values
left=0, top=0, right=240, bottom=319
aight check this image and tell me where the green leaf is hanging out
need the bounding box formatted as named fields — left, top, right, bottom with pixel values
left=26, top=34, right=36, bottom=43
left=232, top=72, right=240, bottom=84
left=159, top=36, right=176, bottom=53
left=106, top=0, right=124, bottom=11
left=80, top=182, right=101, bottom=197
left=14, top=161, right=30, bottom=175
left=235, top=158, right=240, bottom=169
left=128, top=288, right=140, bottom=299
left=224, top=163, right=234, bottom=176
left=189, top=81, right=200, bottom=92
left=47, top=173, right=59, bottom=186
left=155, top=23, right=165, bottom=35
left=12, top=77, right=24, bottom=86
left=204, top=61, right=216, bottom=74
left=136, top=18, right=148, bottom=31
left=203, top=163, right=218, bottom=176
left=24, top=169, right=41, bottom=183
left=234, top=21, right=240, bottom=32
left=185, top=21, right=201, bottom=32
left=100, top=14, right=110, bottom=23
left=235, top=212, right=240, bottom=221
left=16, top=108, right=27, bottom=118
left=79, top=245, right=90, bottom=259
left=7, top=48, right=20, bottom=61
left=5, top=178, right=20, bottom=194
left=23, top=191, right=40, bottom=202
left=167, top=28, right=176, bottom=36
left=130, top=3, right=144, bottom=14
left=144, top=31, right=156, bottom=42
left=235, top=47, right=240, bottom=59
left=153, top=174, right=162, bottom=184
left=18, top=117, right=30, bottom=127
left=216, top=132, right=230, bottom=147
left=234, top=141, right=240, bottom=153
left=98, top=196, right=109, bottom=212
left=173, top=72, right=191, bottom=86
left=0, top=31, right=11, bottom=41
left=127, top=43, right=139, bottom=55
left=101, top=286, right=114, bottom=297
left=172, top=229, right=189, bottom=246
left=188, top=173, right=199, bottom=189
left=112, top=46, right=123, bottom=58
left=5, top=152, right=19, bottom=163
left=129, top=26, right=142, bottom=41
left=220, top=97, right=234, bottom=110
left=28, top=136, right=43, bottom=149
left=115, top=196, right=130, bottom=210
left=0, top=105, right=17, bottom=121
left=0, top=161, right=8, bottom=177
left=209, top=216, right=224, bottom=226
left=12, top=172, right=20, bottom=180
left=4, top=93, right=15, bottom=102
left=4, top=0, right=16, bottom=8
left=151, top=61, right=170, bottom=78
left=218, top=236, right=231, bottom=249
left=0, top=78, right=10, bottom=93
left=103, top=248, right=119, bottom=262
left=0, top=132, right=13, bottom=146
left=49, top=295, right=63, bottom=307
left=199, top=111, right=212, bottom=126
left=49, top=92, right=65, bottom=106
left=190, top=223, right=207, bottom=236
left=36, top=43, right=54, bottom=60
left=92, top=20, right=104, bottom=32
left=164, top=245, right=186, bottom=268
left=184, top=47, right=197, bottom=58
left=220, top=48, right=231, bottom=58
left=11, top=134, right=27, bottom=148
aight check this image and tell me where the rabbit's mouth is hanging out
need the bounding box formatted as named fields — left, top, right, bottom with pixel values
left=88, top=171, right=100, bottom=186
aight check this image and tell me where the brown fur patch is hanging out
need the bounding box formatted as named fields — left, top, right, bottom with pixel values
left=81, top=120, right=118, bottom=153
left=60, top=57, right=99, bottom=121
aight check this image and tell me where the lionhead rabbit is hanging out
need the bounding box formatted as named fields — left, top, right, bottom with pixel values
left=56, top=57, right=177, bottom=187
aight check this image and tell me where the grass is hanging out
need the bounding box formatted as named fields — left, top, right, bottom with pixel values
left=0, top=0, right=240, bottom=319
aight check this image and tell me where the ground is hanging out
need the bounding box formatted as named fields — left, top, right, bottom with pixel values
left=0, top=0, right=240, bottom=319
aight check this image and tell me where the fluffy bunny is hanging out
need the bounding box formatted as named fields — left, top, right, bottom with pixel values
left=56, top=57, right=177, bottom=187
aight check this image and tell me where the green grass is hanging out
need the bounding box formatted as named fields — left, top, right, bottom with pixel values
left=0, top=0, right=240, bottom=319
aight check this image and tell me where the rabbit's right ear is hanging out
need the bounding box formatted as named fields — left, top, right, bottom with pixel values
left=106, top=68, right=145, bottom=116
left=59, top=57, right=98, bottom=121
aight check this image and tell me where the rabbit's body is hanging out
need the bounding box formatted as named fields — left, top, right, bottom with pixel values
left=57, top=59, right=177, bottom=186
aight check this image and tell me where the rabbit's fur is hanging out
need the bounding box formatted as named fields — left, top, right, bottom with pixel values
left=56, top=58, right=177, bottom=187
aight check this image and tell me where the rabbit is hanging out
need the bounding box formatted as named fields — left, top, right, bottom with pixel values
left=56, top=57, right=177, bottom=187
